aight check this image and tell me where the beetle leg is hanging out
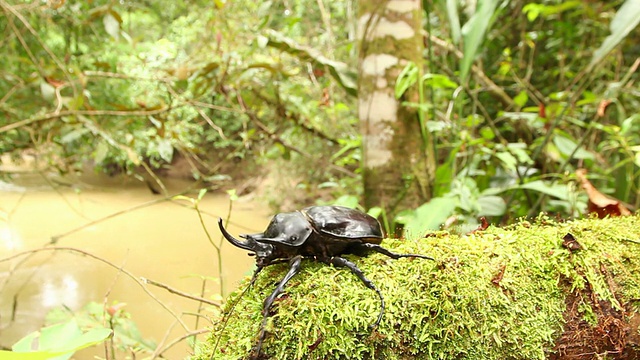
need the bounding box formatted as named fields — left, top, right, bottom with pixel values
left=353, top=242, right=434, bottom=261
left=252, top=255, right=303, bottom=358
left=323, top=256, right=385, bottom=329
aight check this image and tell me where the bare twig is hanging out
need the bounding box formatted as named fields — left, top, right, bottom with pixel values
left=142, top=277, right=221, bottom=307
left=0, top=247, right=191, bottom=332
left=424, top=31, right=514, bottom=108
left=1, top=0, right=77, bottom=95
left=0, top=108, right=172, bottom=134
left=49, top=190, right=191, bottom=243
left=236, top=92, right=356, bottom=177
left=153, top=329, right=210, bottom=359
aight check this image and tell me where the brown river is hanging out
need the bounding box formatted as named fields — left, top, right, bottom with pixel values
left=0, top=171, right=271, bottom=358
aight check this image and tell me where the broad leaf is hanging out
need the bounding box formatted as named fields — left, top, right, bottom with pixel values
left=590, top=0, right=640, bottom=68
left=399, top=197, right=458, bottom=239
left=445, top=0, right=462, bottom=44
left=460, top=0, right=499, bottom=82
left=514, top=180, right=570, bottom=201
left=6, top=320, right=111, bottom=360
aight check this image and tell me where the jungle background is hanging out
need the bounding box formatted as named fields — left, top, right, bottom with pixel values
left=0, top=0, right=639, bottom=358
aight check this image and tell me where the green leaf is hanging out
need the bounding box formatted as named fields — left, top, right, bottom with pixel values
left=7, top=320, right=111, bottom=360
left=590, top=0, right=640, bottom=68
left=445, top=0, right=462, bottom=44
left=513, top=90, right=528, bottom=108
left=496, top=151, right=517, bottom=172
left=422, top=74, right=458, bottom=89
left=514, top=180, right=570, bottom=201
left=395, top=62, right=418, bottom=99
left=156, top=138, right=174, bottom=163
left=460, top=0, right=499, bottom=82
left=93, top=141, right=109, bottom=164
left=103, top=13, right=120, bottom=40
left=399, top=198, right=458, bottom=239
left=226, top=189, right=238, bottom=202
left=552, top=134, right=594, bottom=160
left=60, top=128, right=90, bottom=144
left=332, top=195, right=360, bottom=209
left=477, top=195, right=506, bottom=216
left=523, top=1, right=581, bottom=22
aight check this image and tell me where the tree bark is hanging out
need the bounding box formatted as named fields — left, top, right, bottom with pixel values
left=357, top=0, right=435, bottom=220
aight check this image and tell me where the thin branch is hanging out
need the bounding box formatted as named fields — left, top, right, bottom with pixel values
left=49, top=190, right=187, bottom=243
left=142, top=277, right=221, bottom=308
left=0, top=1, right=44, bottom=78
left=1, top=0, right=77, bottom=95
left=0, top=108, right=172, bottom=134
left=236, top=92, right=356, bottom=177
left=153, top=329, right=210, bottom=359
left=424, top=31, right=514, bottom=108
left=0, top=247, right=191, bottom=332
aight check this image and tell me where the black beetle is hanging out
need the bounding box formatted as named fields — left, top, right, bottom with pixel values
left=218, top=205, right=433, bottom=359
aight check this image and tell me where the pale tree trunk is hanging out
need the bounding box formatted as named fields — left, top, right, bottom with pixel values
left=358, top=0, right=436, bottom=221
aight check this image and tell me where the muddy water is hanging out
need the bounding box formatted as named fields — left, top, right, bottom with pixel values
left=0, top=173, right=270, bottom=358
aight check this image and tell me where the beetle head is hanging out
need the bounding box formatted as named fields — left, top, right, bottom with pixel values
left=217, top=218, right=275, bottom=264
left=246, top=211, right=312, bottom=247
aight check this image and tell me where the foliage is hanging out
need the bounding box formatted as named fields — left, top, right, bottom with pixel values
left=1, top=0, right=639, bottom=215
left=0, top=0, right=358, bottom=203
left=1, top=319, right=111, bottom=360
left=45, top=302, right=156, bottom=355
left=194, top=215, right=640, bottom=359
left=389, top=0, right=640, bottom=232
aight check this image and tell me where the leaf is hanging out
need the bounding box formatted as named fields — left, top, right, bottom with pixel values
left=103, top=12, right=120, bottom=40
left=477, top=195, right=506, bottom=216
left=513, top=91, right=528, bottom=108
left=460, top=0, right=499, bottom=82
left=553, top=133, right=594, bottom=160
left=422, top=74, right=458, bottom=89
left=395, top=62, right=418, bottom=99
left=514, top=180, right=571, bottom=201
left=332, top=195, right=360, bottom=209
left=93, top=141, right=109, bottom=164
left=445, top=0, right=462, bottom=44
left=7, top=320, right=111, bottom=360
left=155, top=138, right=174, bottom=163
left=590, top=0, right=640, bottom=68
left=576, top=169, right=631, bottom=218
left=60, top=128, right=90, bottom=144
left=522, top=1, right=581, bottom=22
left=399, top=197, right=458, bottom=239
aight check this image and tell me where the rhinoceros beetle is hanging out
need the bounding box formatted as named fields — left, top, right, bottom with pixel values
left=218, top=205, right=433, bottom=359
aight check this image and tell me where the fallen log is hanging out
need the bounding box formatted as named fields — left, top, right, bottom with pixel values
left=195, top=215, right=640, bottom=359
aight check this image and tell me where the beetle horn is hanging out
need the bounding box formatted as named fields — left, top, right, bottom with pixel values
left=217, top=218, right=272, bottom=254
left=217, top=218, right=255, bottom=251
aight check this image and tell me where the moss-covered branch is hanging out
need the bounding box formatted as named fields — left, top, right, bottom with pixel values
left=195, top=215, right=640, bottom=359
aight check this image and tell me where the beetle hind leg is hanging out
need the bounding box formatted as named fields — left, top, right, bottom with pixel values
left=323, top=256, right=385, bottom=329
left=354, top=242, right=434, bottom=261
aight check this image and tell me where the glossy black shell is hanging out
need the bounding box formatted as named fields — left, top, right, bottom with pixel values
left=303, top=206, right=383, bottom=243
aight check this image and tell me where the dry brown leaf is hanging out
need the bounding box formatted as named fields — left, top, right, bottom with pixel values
left=576, top=169, right=631, bottom=218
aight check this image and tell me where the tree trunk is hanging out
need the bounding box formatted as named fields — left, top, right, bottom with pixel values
left=357, top=0, right=436, bottom=221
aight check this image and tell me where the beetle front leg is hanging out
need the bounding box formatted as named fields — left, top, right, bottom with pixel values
left=354, top=242, right=434, bottom=261
left=323, top=256, right=385, bottom=329
left=251, top=255, right=303, bottom=359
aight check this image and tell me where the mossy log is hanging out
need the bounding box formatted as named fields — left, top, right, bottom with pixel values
left=195, top=215, right=640, bottom=359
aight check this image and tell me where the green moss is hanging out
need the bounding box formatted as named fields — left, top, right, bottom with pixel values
left=194, top=215, right=640, bottom=359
